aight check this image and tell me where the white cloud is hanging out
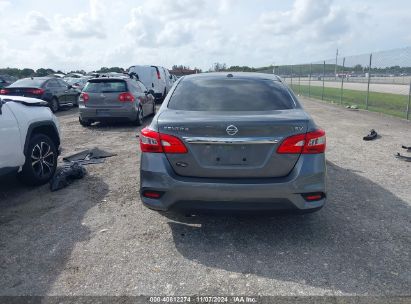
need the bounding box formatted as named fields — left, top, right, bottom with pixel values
left=59, top=0, right=107, bottom=39
left=0, top=0, right=10, bottom=11
left=25, top=11, right=51, bottom=34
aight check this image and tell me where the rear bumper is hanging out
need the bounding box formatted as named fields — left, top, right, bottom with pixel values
left=140, top=153, right=327, bottom=212
left=78, top=105, right=138, bottom=121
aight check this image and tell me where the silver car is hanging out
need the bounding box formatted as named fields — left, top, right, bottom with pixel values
left=139, top=73, right=326, bottom=213
left=78, top=77, right=156, bottom=126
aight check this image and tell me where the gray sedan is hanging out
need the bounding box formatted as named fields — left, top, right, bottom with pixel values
left=139, top=72, right=326, bottom=214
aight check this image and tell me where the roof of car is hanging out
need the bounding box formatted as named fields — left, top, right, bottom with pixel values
left=183, top=72, right=282, bottom=81
left=20, top=77, right=53, bottom=81
left=88, top=76, right=137, bottom=82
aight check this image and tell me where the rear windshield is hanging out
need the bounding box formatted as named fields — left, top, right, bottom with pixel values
left=83, top=80, right=127, bottom=93
left=168, top=77, right=295, bottom=111
left=9, top=78, right=46, bottom=87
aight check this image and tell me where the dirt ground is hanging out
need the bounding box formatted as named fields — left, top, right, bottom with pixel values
left=0, top=97, right=410, bottom=297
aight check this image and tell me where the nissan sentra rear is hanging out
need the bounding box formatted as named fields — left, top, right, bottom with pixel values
left=139, top=72, right=326, bottom=214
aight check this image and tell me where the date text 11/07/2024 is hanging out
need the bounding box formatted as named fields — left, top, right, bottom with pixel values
left=149, top=296, right=258, bottom=303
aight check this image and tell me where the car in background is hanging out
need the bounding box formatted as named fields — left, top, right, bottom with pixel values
left=128, top=65, right=171, bottom=103
left=139, top=72, right=326, bottom=214
left=0, top=95, right=60, bottom=185
left=0, top=75, right=17, bottom=88
left=64, top=76, right=90, bottom=91
left=78, top=77, right=156, bottom=126
left=65, top=73, right=85, bottom=78
left=52, top=73, right=66, bottom=78
left=0, top=77, right=80, bottom=112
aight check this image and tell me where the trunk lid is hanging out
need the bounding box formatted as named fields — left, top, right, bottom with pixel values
left=157, top=110, right=309, bottom=178
left=83, top=79, right=127, bottom=108
left=2, top=87, right=43, bottom=99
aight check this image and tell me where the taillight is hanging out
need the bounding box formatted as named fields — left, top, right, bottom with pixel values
left=25, top=88, right=44, bottom=95
left=277, top=129, right=326, bottom=154
left=302, top=192, right=325, bottom=201
left=156, top=70, right=161, bottom=79
left=142, top=190, right=164, bottom=199
left=0, top=89, right=9, bottom=95
left=140, top=127, right=187, bottom=154
left=79, top=92, right=89, bottom=103
left=118, top=92, right=135, bottom=102
left=303, top=129, right=326, bottom=154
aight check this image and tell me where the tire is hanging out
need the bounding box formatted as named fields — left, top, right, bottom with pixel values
left=18, top=134, right=58, bottom=186
left=134, top=107, right=143, bottom=126
left=79, top=117, right=92, bottom=127
left=49, top=97, right=59, bottom=113
left=73, top=95, right=80, bottom=107
left=151, top=102, right=156, bottom=116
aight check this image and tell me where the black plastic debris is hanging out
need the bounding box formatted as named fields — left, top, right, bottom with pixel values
left=395, top=153, right=411, bottom=162
left=401, top=145, right=411, bottom=152
left=63, top=148, right=117, bottom=163
left=363, top=129, right=378, bottom=141
left=50, top=162, right=87, bottom=192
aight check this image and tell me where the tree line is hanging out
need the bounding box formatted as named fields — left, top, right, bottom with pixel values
left=0, top=67, right=125, bottom=79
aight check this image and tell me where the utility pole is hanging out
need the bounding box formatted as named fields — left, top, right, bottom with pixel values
left=335, top=48, right=339, bottom=79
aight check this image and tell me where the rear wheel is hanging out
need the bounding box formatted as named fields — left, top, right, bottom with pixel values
left=18, top=134, right=57, bottom=186
left=49, top=97, right=59, bottom=113
left=151, top=102, right=156, bottom=116
left=73, top=95, right=80, bottom=107
left=134, top=107, right=143, bottom=126
left=79, top=117, right=92, bottom=127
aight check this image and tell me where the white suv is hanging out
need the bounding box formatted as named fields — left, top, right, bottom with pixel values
left=0, top=96, right=60, bottom=185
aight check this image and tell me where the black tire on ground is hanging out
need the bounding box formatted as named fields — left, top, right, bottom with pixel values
left=18, top=134, right=58, bottom=186
left=79, top=117, right=92, bottom=127
left=49, top=97, right=59, bottom=113
left=134, top=107, right=143, bottom=126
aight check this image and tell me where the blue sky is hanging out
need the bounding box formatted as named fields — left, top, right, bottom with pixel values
left=0, top=0, right=410, bottom=71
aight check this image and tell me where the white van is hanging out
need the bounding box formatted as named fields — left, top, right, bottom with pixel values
left=128, top=65, right=173, bottom=102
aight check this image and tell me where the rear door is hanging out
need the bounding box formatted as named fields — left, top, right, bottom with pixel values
left=57, top=79, right=77, bottom=104
left=47, top=79, right=65, bottom=102
left=138, top=81, right=154, bottom=114
left=128, top=80, right=146, bottom=113
left=158, top=76, right=309, bottom=178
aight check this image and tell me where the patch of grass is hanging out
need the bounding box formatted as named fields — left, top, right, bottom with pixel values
left=290, top=84, right=410, bottom=119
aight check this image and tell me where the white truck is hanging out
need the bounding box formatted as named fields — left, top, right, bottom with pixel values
left=0, top=96, right=60, bottom=185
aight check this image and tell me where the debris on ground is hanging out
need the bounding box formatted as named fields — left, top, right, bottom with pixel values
left=401, top=145, right=411, bottom=152
left=346, top=105, right=359, bottom=110
left=63, top=148, right=117, bottom=165
left=363, top=129, right=378, bottom=141
left=50, top=162, right=87, bottom=192
left=395, top=153, right=411, bottom=162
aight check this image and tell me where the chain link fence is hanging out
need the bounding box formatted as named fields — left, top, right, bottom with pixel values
left=272, top=47, right=411, bottom=120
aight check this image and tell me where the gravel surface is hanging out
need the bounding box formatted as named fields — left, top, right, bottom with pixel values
left=0, top=98, right=410, bottom=297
